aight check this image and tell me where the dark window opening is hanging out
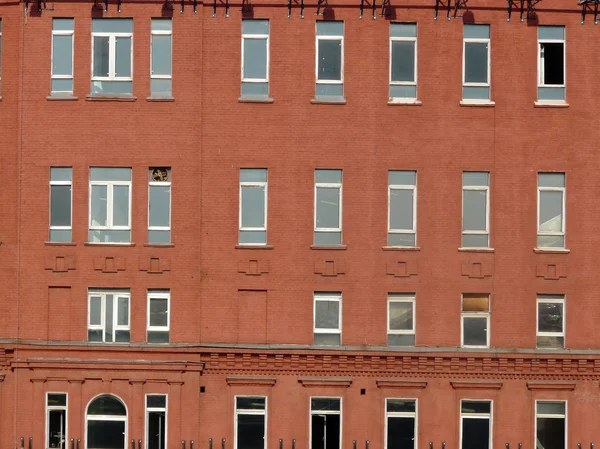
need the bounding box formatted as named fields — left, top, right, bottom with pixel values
left=48, top=410, right=67, bottom=449
left=87, top=421, right=126, bottom=449
left=387, top=416, right=415, bottom=449
left=148, top=411, right=166, bottom=449
left=461, top=418, right=490, bottom=449
left=311, top=415, right=340, bottom=449
left=537, top=417, right=565, bottom=449
left=542, top=43, right=564, bottom=85
left=237, top=414, right=265, bottom=449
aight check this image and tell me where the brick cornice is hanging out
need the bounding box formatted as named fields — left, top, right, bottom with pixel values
left=527, top=381, right=576, bottom=391
left=450, top=380, right=503, bottom=390
left=376, top=379, right=427, bottom=389
left=299, top=377, right=352, bottom=387
left=226, top=376, right=277, bottom=386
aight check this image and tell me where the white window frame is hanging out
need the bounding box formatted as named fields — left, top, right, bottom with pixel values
left=388, top=172, right=417, bottom=246
left=46, top=392, right=68, bottom=449
left=87, top=290, right=131, bottom=343
left=89, top=172, right=132, bottom=237
left=461, top=294, right=490, bottom=349
left=387, top=294, right=416, bottom=341
left=459, top=400, right=492, bottom=449
left=148, top=171, right=171, bottom=238
left=462, top=34, right=491, bottom=89
left=150, top=21, right=172, bottom=86
left=462, top=173, right=490, bottom=248
left=239, top=172, right=268, bottom=244
left=241, top=25, right=270, bottom=85
left=234, top=396, right=267, bottom=449
left=314, top=178, right=343, bottom=237
left=535, top=400, right=567, bottom=449
left=384, top=398, right=417, bottom=449
left=536, top=295, right=565, bottom=347
left=389, top=30, right=417, bottom=96
left=51, top=21, right=74, bottom=94
left=85, top=394, right=128, bottom=449
left=313, top=293, right=342, bottom=341
left=309, top=397, right=342, bottom=449
left=147, top=290, right=170, bottom=335
left=91, top=29, right=133, bottom=83
left=537, top=173, right=565, bottom=248
left=145, top=394, right=168, bottom=449
left=538, top=32, right=566, bottom=89
left=50, top=169, right=73, bottom=238
left=315, top=27, right=344, bottom=87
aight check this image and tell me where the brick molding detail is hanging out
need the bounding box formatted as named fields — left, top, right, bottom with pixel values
left=238, top=259, right=269, bottom=276
left=376, top=379, right=427, bottom=389
left=386, top=260, right=418, bottom=277
left=526, top=381, right=576, bottom=391
left=314, top=259, right=346, bottom=277
left=94, top=256, right=126, bottom=273
left=298, top=377, right=352, bottom=387
left=226, top=376, right=277, bottom=386
left=461, top=260, right=493, bottom=279
left=45, top=256, right=76, bottom=273
left=450, top=380, right=503, bottom=390
left=536, top=263, right=567, bottom=280
left=139, top=256, right=171, bottom=274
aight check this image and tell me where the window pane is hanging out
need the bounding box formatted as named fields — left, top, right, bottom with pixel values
left=388, top=233, right=416, bottom=247
left=151, top=79, right=172, bottom=95
left=147, top=411, right=166, bottom=449
left=389, top=301, right=413, bottom=331
left=463, top=316, right=487, bottom=346
left=316, top=188, right=340, bottom=229
left=462, top=418, right=490, bottom=449
left=88, top=330, right=103, bottom=342
left=539, top=191, right=563, bottom=232
left=115, top=37, right=132, bottom=78
left=113, top=186, right=130, bottom=226
left=537, top=335, right=564, bottom=349
left=390, top=23, right=416, bottom=38
left=243, top=38, right=267, bottom=79
left=537, top=402, right=565, bottom=415
left=536, top=417, right=565, bottom=449
left=387, top=334, right=415, bottom=346
left=92, top=18, right=132, bottom=33
left=463, top=172, right=489, bottom=187
left=387, top=417, right=415, bottom=449
left=151, top=19, right=172, bottom=32
left=105, top=297, right=113, bottom=342
left=315, top=300, right=339, bottom=329
left=463, top=190, right=487, bottom=231
left=311, top=398, right=340, bottom=412
left=236, top=397, right=266, bottom=410
left=115, top=330, right=130, bottom=342
left=49, top=410, right=67, bottom=449
left=88, top=396, right=127, bottom=415
left=152, top=35, right=172, bottom=76
left=391, top=41, right=415, bottom=83
left=149, top=185, right=171, bottom=228
left=387, top=399, right=416, bottom=413
left=464, top=24, right=490, bottom=39
left=51, top=167, right=72, bottom=182
left=241, top=186, right=266, bottom=228
left=150, top=297, right=168, bottom=327
left=462, top=294, right=489, bottom=312
left=539, top=173, right=565, bottom=188
left=53, top=35, right=73, bottom=76
left=91, top=185, right=107, bottom=226
left=464, top=42, right=488, bottom=84
left=239, top=230, right=267, bottom=245
left=542, top=43, right=564, bottom=85
left=51, top=185, right=72, bottom=227
left=88, top=420, right=126, bottom=449
left=147, top=395, right=167, bottom=408
left=389, top=171, right=416, bottom=186
left=237, top=415, right=265, bottom=449
left=314, top=333, right=341, bottom=345
left=462, top=233, right=489, bottom=248
left=147, top=330, right=169, bottom=343
left=538, top=302, right=563, bottom=333
left=390, top=189, right=414, bottom=230
left=53, top=18, right=74, bottom=31
left=461, top=401, right=491, bottom=414
left=117, top=297, right=128, bottom=326
left=318, top=40, right=342, bottom=81
left=242, top=19, right=269, bottom=35
left=93, top=36, right=110, bottom=77
left=314, top=231, right=342, bottom=246
left=48, top=393, right=67, bottom=406
left=90, top=296, right=102, bottom=325
left=240, top=168, right=267, bottom=183
left=315, top=169, right=342, bottom=184
left=316, top=21, right=343, bottom=36
left=91, top=168, right=132, bottom=182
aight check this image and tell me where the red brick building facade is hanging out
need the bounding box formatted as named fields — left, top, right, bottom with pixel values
left=0, top=0, right=598, bottom=449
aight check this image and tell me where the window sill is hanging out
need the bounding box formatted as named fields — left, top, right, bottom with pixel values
left=235, top=244, right=275, bottom=250
left=146, top=95, right=174, bottom=102
left=311, top=96, right=346, bottom=105
left=534, top=101, right=569, bottom=108
left=460, top=100, right=495, bottom=107
left=382, top=246, right=420, bottom=251
left=45, top=241, right=77, bottom=246
left=84, top=242, right=136, bottom=247
left=387, top=99, right=422, bottom=106
left=238, top=95, right=274, bottom=104
left=310, top=245, right=347, bottom=250
left=86, top=94, right=137, bottom=102
left=458, top=247, right=495, bottom=253
left=143, top=243, right=175, bottom=248
left=46, top=95, right=78, bottom=101
left=533, top=247, right=570, bottom=254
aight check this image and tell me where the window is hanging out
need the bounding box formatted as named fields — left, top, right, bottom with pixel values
left=536, top=401, right=566, bottom=449
left=241, top=20, right=269, bottom=99
left=387, top=294, right=415, bottom=346
left=314, top=293, right=341, bottom=345
left=538, top=26, right=565, bottom=102
left=460, top=400, right=492, bottom=449
left=150, top=19, right=172, bottom=97
left=147, top=290, right=170, bottom=343
left=148, top=167, right=171, bottom=244
left=87, top=395, right=127, bottom=449
left=239, top=169, right=267, bottom=245
left=91, top=19, right=133, bottom=95
left=235, top=397, right=267, bottom=449
left=146, top=395, right=167, bottom=449
left=462, top=172, right=489, bottom=248
left=388, top=170, right=416, bottom=247
left=385, top=399, right=416, bottom=449
left=47, top=393, right=67, bottom=449
left=463, top=24, right=490, bottom=102
left=537, top=295, right=565, bottom=349
left=314, top=169, right=342, bottom=245
left=310, top=398, right=341, bottom=449
left=315, top=21, right=344, bottom=101
left=389, top=23, right=417, bottom=102
left=89, top=167, right=132, bottom=243
left=537, top=173, right=565, bottom=248
left=51, top=19, right=74, bottom=96
left=88, top=290, right=131, bottom=343
left=461, top=294, right=490, bottom=348
left=50, top=167, right=72, bottom=243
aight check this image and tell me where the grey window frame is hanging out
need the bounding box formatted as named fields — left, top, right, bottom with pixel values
left=239, top=168, right=268, bottom=246
left=87, top=289, right=131, bottom=343
left=314, top=292, right=342, bottom=346
left=50, top=167, right=73, bottom=243
left=51, top=19, right=74, bottom=96
left=234, top=396, right=267, bottom=449
left=150, top=19, right=172, bottom=97
left=537, top=172, right=565, bottom=249
left=148, top=167, right=171, bottom=244
left=389, top=23, right=417, bottom=103
left=535, top=401, right=566, bottom=449
left=536, top=295, right=565, bottom=349
left=387, top=294, right=416, bottom=346
left=462, top=172, right=490, bottom=249
left=388, top=170, right=417, bottom=247
left=147, top=290, right=170, bottom=343
left=241, top=19, right=270, bottom=99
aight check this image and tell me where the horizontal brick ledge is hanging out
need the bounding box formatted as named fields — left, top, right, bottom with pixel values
left=226, top=376, right=277, bottom=386
left=527, top=381, right=576, bottom=391
left=450, top=380, right=503, bottom=390
left=299, top=377, right=352, bottom=388
left=376, top=379, right=427, bottom=389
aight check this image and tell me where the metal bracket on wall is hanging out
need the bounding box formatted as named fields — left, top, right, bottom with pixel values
left=212, top=0, right=229, bottom=17
left=287, top=0, right=305, bottom=17
left=580, top=0, right=600, bottom=24
left=380, top=0, right=391, bottom=17
left=315, top=0, right=327, bottom=15
left=435, top=0, right=467, bottom=20
left=507, top=0, right=541, bottom=21
left=241, top=0, right=251, bottom=12
left=359, top=0, right=377, bottom=19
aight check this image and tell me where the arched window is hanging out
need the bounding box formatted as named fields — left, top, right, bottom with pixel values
left=87, top=395, right=127, bottom=449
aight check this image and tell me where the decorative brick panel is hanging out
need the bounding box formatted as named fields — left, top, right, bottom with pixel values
left=461, top=260, right=493, bottom=279
left=139, top=256, right=171, bottom=274
left=314, top=259, right=345, bottom=276
left=536, top=263, right=567, bottom=280
left=45, top=256, right=76, bottom=273
left=94, top=256, right=126, bottom=273
left=238, top=259, right=269, bottom=276
left=386, top=260, right=418, bottom=277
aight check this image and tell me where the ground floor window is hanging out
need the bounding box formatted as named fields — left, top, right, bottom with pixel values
left=147, top=395, right=167, bottom=449
left=87, top=395, right=127, bottom=449
left=310, top=398, right=341, bottom=449
left=47, top=393, right=67, bottom=449
left=235, top=397, right=267, bottom=449
left=385, top=399, right=416, bottom=449
left=536, top=401, right=566, bottom=449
